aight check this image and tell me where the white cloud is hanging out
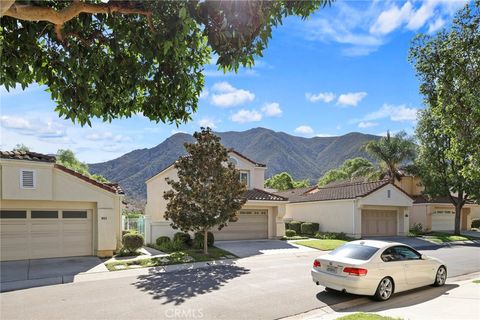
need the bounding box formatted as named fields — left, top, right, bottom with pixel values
left=358, top=121, right=378, bottom=128
left=198, top=117, right=217, bottom=129
left=337, top=92, right=367, bottom=107
left=86, top=131, right=131, bottom=143
left=171, top=129, right=187, bottom=135
left=294, top=125, right=314, bottom=137
left=316, top=133, right=335, bottom=137
left=0, top=115, right=67, bottom=139
left=199, top=89, right=209, bottom=99
left=406, top=0, right=435, bottom=30
left=261, top=102, right=282, bottom=117
left=231, top=109, right=262, bottom=124
left=210, top=82, right=255, bottom=107
left=0, top=84, right=44, bottom=98
left=305, top=92, right=336, bottom=103
left=363, top=104, right=419, bottom=122
left=370, top=2, right=413, bottom=35
left=427, top=17, right=445, bottom=33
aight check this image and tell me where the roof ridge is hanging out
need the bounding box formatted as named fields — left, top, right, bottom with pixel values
left=252, top=188, right=288, bottom=200
left=318, top=179, right=389, bottom=190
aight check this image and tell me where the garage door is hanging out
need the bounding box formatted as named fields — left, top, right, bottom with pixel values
left=431, top=210, right=454, bottom=231
left=362, top=210, right=397, bottom=236
left=0, top=209, right=93, bottom=261
left=214, top=210, right=268, bottom=241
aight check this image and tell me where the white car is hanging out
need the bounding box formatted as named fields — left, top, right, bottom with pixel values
left=311, top=240, right=447, bottom=301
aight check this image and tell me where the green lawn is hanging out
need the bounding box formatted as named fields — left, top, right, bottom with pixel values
left=105, top=247, right=235, bottom=271
left=421, top=232, right=475, bottom=244
left=335, top=313, right=402, bottom=320
left=293, top=239, right=347, bottom=251
left=473, top=279, right=480, bottom=284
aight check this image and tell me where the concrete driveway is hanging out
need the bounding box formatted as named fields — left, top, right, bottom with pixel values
left=0, top=256, right=107, bottom=292
left=215, top=239, right=317, bottom=258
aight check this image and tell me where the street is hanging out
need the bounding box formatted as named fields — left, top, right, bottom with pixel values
left=1, top=245, right=479, bottom=320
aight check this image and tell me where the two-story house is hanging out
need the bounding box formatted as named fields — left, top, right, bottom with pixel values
left=0, top=151, right=124, bottom=261
left=144, top=150, right=288, bottom=243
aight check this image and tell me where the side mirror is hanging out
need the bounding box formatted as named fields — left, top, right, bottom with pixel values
left=421, top=254, right=428, bottom=260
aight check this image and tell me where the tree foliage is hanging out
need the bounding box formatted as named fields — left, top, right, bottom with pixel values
left=264, top=172, right=310, bottom=191
left=318, top=157, right=379, bottom=186
left=409, top=1, right=480, bottom=234
left=13, top=143, right=30, bottom=152
left=1, top=0, right=330, bottom=125
left=364, top=131, right=416, bottom=184
left=163, top=128, right=247, bottom=254
left=56, top=149, right=109, bottom=183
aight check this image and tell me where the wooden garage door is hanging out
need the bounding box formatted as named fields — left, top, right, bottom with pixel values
left=214, top=210, right=268, bottom=241
left=431, top=210, right=454, bottom=231
left=0, top=210, right=93, bottom=261
left=362, top=210, right=397, bottom=236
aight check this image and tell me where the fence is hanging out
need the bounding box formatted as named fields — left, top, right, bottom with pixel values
left=122, top=215, right=145, bottom=235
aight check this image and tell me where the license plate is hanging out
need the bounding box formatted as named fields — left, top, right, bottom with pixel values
left=326, top=266, right=337, bottom=273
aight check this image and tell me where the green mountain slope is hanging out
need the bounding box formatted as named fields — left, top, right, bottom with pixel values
left=89, top=127, right=379, bottom=200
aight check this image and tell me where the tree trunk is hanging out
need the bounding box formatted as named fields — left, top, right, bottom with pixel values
left=454, top=202, right=462, bottom=236
left=203, top=229, right=208, bottom=255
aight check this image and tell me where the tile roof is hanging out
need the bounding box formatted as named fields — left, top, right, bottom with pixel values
left=0, top=150, right=56, bottom=163
left=274, top=186, right=317, bottom=199
left=244, top=188, right=288, bottom=201
left=278, top=180, right=394, bottom=203
left=55, top=165, right=124, bottom=195
left=412, top=195, right=474, bottom=205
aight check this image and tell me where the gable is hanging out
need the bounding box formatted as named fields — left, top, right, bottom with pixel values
left=359, top=184, right=413, bottom=207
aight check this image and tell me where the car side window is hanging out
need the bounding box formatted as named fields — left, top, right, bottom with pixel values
left=381, top=248, right=400, bottom=262
left=394, top=246, right=421, bottom=260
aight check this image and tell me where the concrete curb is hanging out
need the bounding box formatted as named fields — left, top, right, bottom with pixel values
left=0, top=258, right=237, bottom=292
left=279, top=271, right=480, bottom=320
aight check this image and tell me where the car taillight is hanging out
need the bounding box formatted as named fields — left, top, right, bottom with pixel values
left=313, top=260, right=321, bottom=268
left=343, top=267, right=368, bottom=276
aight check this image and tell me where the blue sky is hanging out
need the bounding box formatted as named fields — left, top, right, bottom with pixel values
left=0, top=0, right=467, bottom=163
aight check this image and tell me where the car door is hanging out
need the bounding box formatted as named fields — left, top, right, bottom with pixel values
left=394, top=246, right=433, bottom=286
left=379, top=247, right=408, bottom=292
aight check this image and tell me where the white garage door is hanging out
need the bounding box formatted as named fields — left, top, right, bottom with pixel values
left=214, top=210, right=268, bottom=241
left=362, top=209, right=398, bottom=236
left=431, top=210, right=455, bottom=231
left=0, top=209, right=93, bottom=261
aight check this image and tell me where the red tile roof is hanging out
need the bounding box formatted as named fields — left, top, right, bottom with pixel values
left=244, top=188, right=288, bottom=201
left=0, top=150, right=56, bottom=163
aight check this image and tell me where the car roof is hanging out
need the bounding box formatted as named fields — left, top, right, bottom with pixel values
left=348, top=240, right=406, bottom=249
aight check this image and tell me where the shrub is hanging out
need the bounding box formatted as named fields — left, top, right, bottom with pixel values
left=289, top=221, right=302, bottom=234
left=157, top=239, right=185, bottom=253
left=122, top=230, right=134, bottom=237
left=471, top=219, right=480, bottom=229
left=285, top=222, right=290, bottom=230
left=311, top=223, right=320, bottom=233
left=410, top=223, right=424, bottom=235
left=314, top=232, right=350, bottom=241
left=193, top=231, right=215, bottom=248
left=285, top=229, right=297, bottom=237
left=156, top=236, right=171, bottom=246
left=173, top=232, right=191, bottom=246
left=301, top=222, right=316, bottom=235
left=122, top=233, right=144, bottom=253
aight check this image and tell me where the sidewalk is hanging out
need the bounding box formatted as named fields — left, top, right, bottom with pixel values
left=285, top=272, right=480, bottom=320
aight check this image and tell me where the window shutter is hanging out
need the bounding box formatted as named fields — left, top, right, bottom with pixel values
left=21, top=170, right=35, bottom=188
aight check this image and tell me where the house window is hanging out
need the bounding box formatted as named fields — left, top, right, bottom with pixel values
left=31, top=211, right=58, bottom=219
left=433, top=210, right=454, bottom=215
left=20, top=170, right=36, bottom=189
left=240, top=171, right=249, bottom=188
left=228, top=157, right=238, bottom=166
left=63, top=211, right=88, bottom=219
left=0, top=210, right=27, bottom=219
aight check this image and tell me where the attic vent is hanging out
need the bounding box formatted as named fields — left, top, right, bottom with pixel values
left=20, top=170, right=36, bottom=189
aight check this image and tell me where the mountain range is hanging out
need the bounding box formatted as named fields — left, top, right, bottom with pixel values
left=89, top=127, right=379, bottom=201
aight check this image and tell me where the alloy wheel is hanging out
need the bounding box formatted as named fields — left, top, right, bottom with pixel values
left=436, top=267, right=447, bottom=286
left=379, top=278, right=393, bottom=300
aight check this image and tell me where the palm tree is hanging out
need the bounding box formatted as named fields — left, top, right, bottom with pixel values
left=364, top=131, right=416, bottom=183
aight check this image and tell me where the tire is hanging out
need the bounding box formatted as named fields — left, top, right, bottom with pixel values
left=373, top=277, right=394, bottom=301
left=324, top=287, right=337, bottom=293
left=433, top=266, right=447, bottom=287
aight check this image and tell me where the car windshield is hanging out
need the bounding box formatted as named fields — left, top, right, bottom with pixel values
left=329, top=244, right=379, bottom=261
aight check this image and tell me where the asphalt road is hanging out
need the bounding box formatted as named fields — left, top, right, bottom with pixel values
left=1, top=245, right=479, bottom=320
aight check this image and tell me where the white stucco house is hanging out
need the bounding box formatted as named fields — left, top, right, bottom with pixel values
left=144, top=150, right=288, bottom=243
left=0, top=151, right=124, bottom=261
left=277, top=180, right=414, bottom=238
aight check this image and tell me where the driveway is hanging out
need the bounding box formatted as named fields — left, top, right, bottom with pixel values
left=215, top=239, right=317, bottom=258
left=0, top=256, right=107, bottom=292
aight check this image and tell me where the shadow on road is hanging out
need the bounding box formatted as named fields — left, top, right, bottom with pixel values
left=315, top=289, right=362, bottom=310
left=133, top=265, right=250, bottom=305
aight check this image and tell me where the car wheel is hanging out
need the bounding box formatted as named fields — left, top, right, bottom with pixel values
left=373, top=277, right=394, bottom=301
left=433, top=266, right=447, bottom=287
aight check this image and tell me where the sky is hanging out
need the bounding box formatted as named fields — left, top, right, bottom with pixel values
left=0, top=0, right=468, bottom=163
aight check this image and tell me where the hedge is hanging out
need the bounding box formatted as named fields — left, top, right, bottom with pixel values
left=156, top=236, right=171, bottom=246
left=285, top=229, right=297, bottom=237
left=472, top=219, right=480, bottom=229
left=122, top=233, right=144, bottom=253
left=289, top=221, right=302, bottom=234
left=173, top=232, right=191, bottom=246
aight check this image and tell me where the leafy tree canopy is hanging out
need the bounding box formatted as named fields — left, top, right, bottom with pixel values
left=13, top=143, right=30, bottom=152
left=318, top=157, right=379, bottom=186
left=56, top=148, right=109, bottom=183
left=410, top=1, right=480, bottom=233
left=1, top=0, right=330, bottom=126
left=163, top=127, right=247, bottom=254
left=264, top=172, right=310, bottom=191
left=364, top=131, right=416, bottom=184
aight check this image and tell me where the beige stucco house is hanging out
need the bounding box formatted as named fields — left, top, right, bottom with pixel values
left=0, top=151, right=124, bottom=261
left=277, top=180, right=414, bottom=238
left=395, top=176, right=480, bottom=232
left=144, top=150, right=288, bottom=243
